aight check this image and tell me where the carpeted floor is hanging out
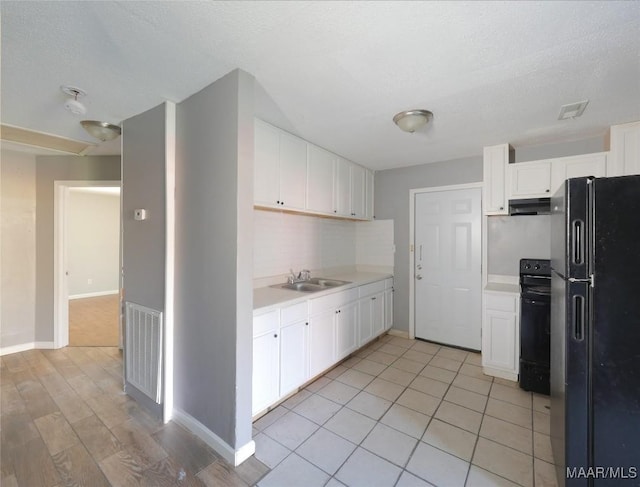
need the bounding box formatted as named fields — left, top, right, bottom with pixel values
left=69, top=294, right=120, bottom=346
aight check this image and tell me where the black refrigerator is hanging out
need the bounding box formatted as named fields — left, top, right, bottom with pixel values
left=550, top=175, right=640, bottom=486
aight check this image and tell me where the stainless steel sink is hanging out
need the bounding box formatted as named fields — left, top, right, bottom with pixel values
left=307, top=278, right=351, bottom=287
left=271, top=277, right=351, bottom=293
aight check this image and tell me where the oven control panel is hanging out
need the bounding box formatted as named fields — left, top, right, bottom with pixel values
left=520, top=259, right=550, bottom=276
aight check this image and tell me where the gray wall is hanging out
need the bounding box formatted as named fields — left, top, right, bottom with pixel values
left=174, top=69, right=254, bottom=449
left=122, top=103, right=167, bottom=312
left=374, top=156, right=483, bottom=333
left=35, top=155, right=121, bottom=342
left=68, top=191, right=120, bottom=296
left=487, top=215, right=550, bottom=276
left=1, top=150, right=36, bottom=348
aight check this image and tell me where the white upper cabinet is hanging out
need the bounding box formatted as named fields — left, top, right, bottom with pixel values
left=255, top=118, right=373, bottom=220
left=365, top=170, right=375, bottom=220
left=483, top=144, right=509, bottom=215
left=254, top=120, right=281, bottom=207
left=307, top=145, right=336, bottom=214
left=508, top=160, right=552, bottom=199
left=254, top=119, right=307, bottom=210
left=550, top=152, right=607, bottom=195
left=608, top=121, right=640, bottom=177
left=279, top=132, right=308, bottom=210
left=335, top=157, right=351, bottom=217
left=350, top=163, right=366, bottom=219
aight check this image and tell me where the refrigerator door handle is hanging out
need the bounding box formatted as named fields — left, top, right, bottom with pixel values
left=572, top=219, right=585, bottom=265
left=573, top=294, right=585, bottom=341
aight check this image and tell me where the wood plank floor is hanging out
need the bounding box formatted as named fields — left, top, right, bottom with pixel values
left=0, top=347, right=269, bottom=487
left=68, top=295, right=119, bottom=347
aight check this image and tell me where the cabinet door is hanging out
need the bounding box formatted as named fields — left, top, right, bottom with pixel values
left=252, top=311, right=280, bottom=415
left=254, top=120, right=280, bottom=207
left=483, top=144, right=509, bottom=214
left=508, top=161, right=552, bottom=198
left=608, top=121, right=640, bottom=177
left=482, top=309, right=517, bottom=373
left=336, top=302, right=358, bottom=360
left=550, top=153, right=607, bottom=195
left=280, top=319, right=309, bottom=396
left=279, top=133, right=307, bottom=210
left=335, top=157, right=351, bottom=217
left=384, top=289, right=393, bottom=330
left=350, top=163, right=366, bottom=219
left=365, top=169, right=374, bottom=220
left=307, top=145, right=335, bottom=214
left=371, top=293, right=384, bottom=337
left=309, top=310, right=336, bottom=377
left=359, top=297, right=373, bottom=346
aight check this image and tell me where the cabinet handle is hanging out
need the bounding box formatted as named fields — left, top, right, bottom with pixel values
left=305, top=322, right=308, bottom=326
left=499, top=206, right=504, bottom=210
left=281, top=201, right=285, bottom=205
left=545, top=189, right=550, bottom=193
left=276, top=200, right=280, bottom=204
left=274, top=334, right=278, bottom=338
left=371, top=297, right=376, bottom=300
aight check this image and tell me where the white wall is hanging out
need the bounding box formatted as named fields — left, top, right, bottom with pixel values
left=253, top=210, right=357, bottom=278
left=67, top=190, right=120, bottom=297
left=1, top=149, right=36, bottom=350
left=356, top=219, right=394, bottom=271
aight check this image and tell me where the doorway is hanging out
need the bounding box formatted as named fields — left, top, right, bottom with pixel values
left=410, top=184, right=482, bottom=350
left=67, top=187, right=121, bottom=346
left=54, top=181, right=122, bottom=348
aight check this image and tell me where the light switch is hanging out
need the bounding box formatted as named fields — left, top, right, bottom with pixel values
left=134, top=209, right=147, bottom=221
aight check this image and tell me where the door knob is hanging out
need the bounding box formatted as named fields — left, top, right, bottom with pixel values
left=416, top=275, right=423, bottom=280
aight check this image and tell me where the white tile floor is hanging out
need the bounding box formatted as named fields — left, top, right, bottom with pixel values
left=253, top=335, right=557, bottom=487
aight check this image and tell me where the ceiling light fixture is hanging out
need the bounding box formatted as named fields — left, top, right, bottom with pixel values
left=558, top=100, right=589, bottom=120
left=61, top=85, right=87, bottom=115
left=393, top=109, right=433, bottom=133
left=80, top=120, right=122, bottom=141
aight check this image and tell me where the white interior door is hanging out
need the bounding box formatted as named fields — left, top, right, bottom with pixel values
left=414, top=187, right=481, bottom=350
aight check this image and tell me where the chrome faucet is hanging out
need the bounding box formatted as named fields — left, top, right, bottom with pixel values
left=288, top=269, right=311, bottom=284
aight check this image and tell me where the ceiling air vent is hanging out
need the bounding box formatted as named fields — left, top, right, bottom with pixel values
left=558, top=100, right=589, bottom=120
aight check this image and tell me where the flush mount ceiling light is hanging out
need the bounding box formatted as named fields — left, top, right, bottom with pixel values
left=61, top=85, right=87, bottom=115
left=558, top=100, right=589, bottom=120
left=393, top=109, right=434, bottom=133
left=80, top=120, right=122, bottom=141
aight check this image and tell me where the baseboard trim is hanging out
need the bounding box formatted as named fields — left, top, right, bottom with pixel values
left=1, top=341, right=55, bottom=356
left=386, top=328, right=410, bottom=339
left=172, top=408, right=255, bottom=466
left=69, top=290, right=119, bottom=300
left=482, top=366, right=518, bottom=382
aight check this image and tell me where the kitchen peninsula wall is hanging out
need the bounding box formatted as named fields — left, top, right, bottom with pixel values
left=253, top=210, right=394, bottom=283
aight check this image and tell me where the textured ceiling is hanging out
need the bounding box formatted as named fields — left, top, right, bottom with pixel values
left=2, top=1, right=639, bottom=169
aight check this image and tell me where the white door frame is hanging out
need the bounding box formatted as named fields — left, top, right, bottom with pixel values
left=409, top=182, right=483, bottom=341
left=53, top=180, right=121, bottom=348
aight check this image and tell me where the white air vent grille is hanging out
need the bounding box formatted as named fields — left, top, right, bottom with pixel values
left=558, top=100, right=589, bottom=120
left=125, top=302, right=163, bottom=404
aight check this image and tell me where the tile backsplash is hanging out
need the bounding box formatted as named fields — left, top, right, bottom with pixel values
left=253, top=210, right=395, bottom=283
left=254, top=210, right=356, bottom=279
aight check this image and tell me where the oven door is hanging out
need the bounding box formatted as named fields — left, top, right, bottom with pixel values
left=520, top=290, right=551, bottom=365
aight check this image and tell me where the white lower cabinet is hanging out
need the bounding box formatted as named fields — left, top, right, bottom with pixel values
left=336, top=301, right=359, bottom=360
left=253, top=276, right=393, bottom=416
left=308, top=310, right=335, bottom=378
left=384, top=279, right=394, bottom=330
left=482, top=291, right=520, bottom=380
left=252, top=310, right=280, bottom=416
left=279, top=319, right=309, bottom=397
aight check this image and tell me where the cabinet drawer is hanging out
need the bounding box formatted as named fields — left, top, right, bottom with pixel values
left=485, top=292, right=517, bottom=313
left=309, top=288, right=358, bottom=314
left=281, top=301, right=308, bottom=325
left=253, top=309, right=279, bottom=336
left=384, top=278, right=394, bottom=290
left=359, top=280, right=385, bottom=298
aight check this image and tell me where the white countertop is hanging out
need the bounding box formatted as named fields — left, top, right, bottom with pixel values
left=484, top=282, right=520, bottom=294
left=254, top=271, right=393, bottom=313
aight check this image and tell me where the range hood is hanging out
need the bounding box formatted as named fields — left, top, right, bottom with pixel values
left=509, top=197, right=551, bottom=216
